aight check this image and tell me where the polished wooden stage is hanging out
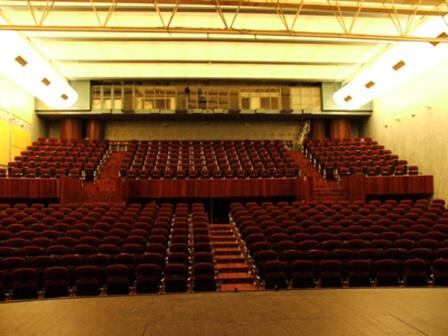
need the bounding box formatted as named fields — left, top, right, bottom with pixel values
left=1, top=289, right=447, bottom=336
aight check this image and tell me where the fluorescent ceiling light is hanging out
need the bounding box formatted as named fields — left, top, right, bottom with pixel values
left=333, top=16, right=448, bottom=110
left=0, top=29, right=78, bottom=108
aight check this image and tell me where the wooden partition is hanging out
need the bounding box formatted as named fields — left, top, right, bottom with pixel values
left=0, top=177, right=84, bottom=202
left=126, top=177, right=307, bottom=199
left=342, top=175, right=434, bottom=201
left=0, top=178, right=59, bottom=199
left=0, top=177, right=310, bottom=202
left=59, top=177, right=84, bottom=203
left=295, top=176, right=314, bottom=201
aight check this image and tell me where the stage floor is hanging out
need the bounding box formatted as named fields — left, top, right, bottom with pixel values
left=1, top=289, right=447, bottom=336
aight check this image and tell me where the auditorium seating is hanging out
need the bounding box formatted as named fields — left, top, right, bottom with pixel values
left=5, top=138, right=108, bottom=179
left=1, top=197, right=448, bottom=300
left=231, top=199, right=448, bottom=289
left=119, top=140, right=299, bottom=179
left=303, top=137, right=418, bottom=179
left=2, top=139, right=299, bottom=181
left=0, top=202, right=217, bottom=300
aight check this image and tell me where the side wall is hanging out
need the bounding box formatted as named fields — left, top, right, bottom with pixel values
left=362, top=58, right=448, bottom=200
left=0, top=75, right=36, bottom=166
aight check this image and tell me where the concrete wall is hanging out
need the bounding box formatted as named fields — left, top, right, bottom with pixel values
left=0, top=75, right=35, bottom=166
left=362, top=58, right=448, bottom=200
left=104, top=120, right=305, bottom=141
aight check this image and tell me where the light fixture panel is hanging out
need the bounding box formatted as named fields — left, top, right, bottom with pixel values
left=333, top=16, right=448, bottom=110
left=0, top=30, right=78, bottom=109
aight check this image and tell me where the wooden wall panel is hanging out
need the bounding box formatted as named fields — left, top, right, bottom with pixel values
left=365, top=175, right=434, bottom=195
left=126, top=178, right=299, bottom=198
left=342, top=175, right=434, bottom=200
left=60, top=118, right=82, bottom=141
left=311, top=119, right=326, bottom=140
left=330, top=118, right=351, bottom=140
left=296, top=176, right=314, bottom=201
left=0, top=178, right=58, bottom=199
left=86, top=119, right=103, bottom=141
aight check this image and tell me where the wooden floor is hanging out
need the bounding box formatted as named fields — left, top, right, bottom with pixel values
left=1, top=289, right=448, bottom=336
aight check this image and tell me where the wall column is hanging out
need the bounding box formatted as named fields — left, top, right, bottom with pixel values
left=330, top=118, right=351, bottom=140
left=311, top=119, right=326, bottom=140
left=86, top=119, right=103, bottom=141
left=60, top=118, right=82, bottom=141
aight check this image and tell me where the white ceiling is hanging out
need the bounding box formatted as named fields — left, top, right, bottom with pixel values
left=0, top=0, right=446, bottom=81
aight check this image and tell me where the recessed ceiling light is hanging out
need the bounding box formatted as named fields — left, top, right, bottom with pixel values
left=365, top=81, right=375, bottom=89
left=430, top=32, right=448, bottom=47
left=15, top=56, right=27, bottom=67
left=392, top=60, right=406, bottom=71
left=42, top=78, right=51, bottom=86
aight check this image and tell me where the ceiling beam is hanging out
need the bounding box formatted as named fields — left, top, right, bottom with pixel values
left=54, top=59, right=359, bottom=65
left=32, top=36, right=380, bottom=45
left=2, top=24, right=448, bottom=43
left=3, top=0, right=448, bottom=16
left=19, top=0, right=446, bottom=6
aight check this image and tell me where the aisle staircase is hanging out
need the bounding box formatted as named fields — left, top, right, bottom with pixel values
left=209, top=223, right=257, bottom=292
left=290, top=150, right=346, bottom=202
left=82, top=151, right=127, bottom=203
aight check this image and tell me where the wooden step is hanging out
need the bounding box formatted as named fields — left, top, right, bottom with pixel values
left=209, top=224, right=233, bottom=229
left=214, top=255, right=246, bottom=263
left=217, top=272, right=255, bottom=284
left=219, top=284, right=258, bottom=292
left=210, top=235, right=235, bottom=241
left=212, top=241, right=239, bottom=248
left=213, top=248, right=242, bottom=256
left=209, top=228, right=234, bottom=234
left=216, top=263, right=250, bottom=273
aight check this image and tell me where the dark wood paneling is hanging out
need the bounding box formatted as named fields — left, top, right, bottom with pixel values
left=127, top=177, right=304, bottom=198
left=330, top=118, right=351, bottom=140
left=59, top=177, right=84, bottom=203
left=0, top=178, right=59, bottom=199
left=311, top=119, right=326, bottom=140
left=60, top=118, right=82, bottom=141
left=365, top=175, right=434, bottom=195
left=342, top=175, right=434, bottom=200
left=341, top=175, right=366, bottom=201
left=86, top=120, right=103, bottom=141
left=296, top=176, right=314, bottom=201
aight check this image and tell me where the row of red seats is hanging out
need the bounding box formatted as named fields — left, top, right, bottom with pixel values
left=120, top=140, right=299, bottom=179
left=2, top=139, right=108, bottom=179
left=0, top=202, right=216, bottom=301
left=303, top=137, right=418, bottom=179
left=231, top=200, right=448, bottom=289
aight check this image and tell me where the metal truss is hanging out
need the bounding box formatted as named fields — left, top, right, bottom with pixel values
left=0, top=0, right=448, bottom=42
